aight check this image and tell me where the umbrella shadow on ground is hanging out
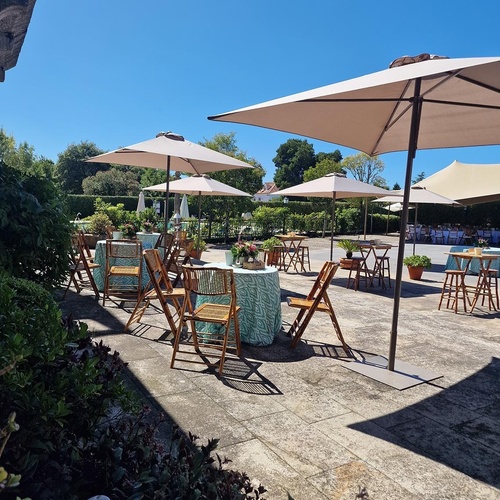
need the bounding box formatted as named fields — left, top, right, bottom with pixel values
left=349, top=357, right=500, bottom=489
left=243, top=329, right=352, bottom=365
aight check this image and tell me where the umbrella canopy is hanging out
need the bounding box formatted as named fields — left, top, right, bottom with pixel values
left=385, top=202, right=414, bottom=212
left=87, top=131, right=253, bottom=229
left=374, top=187, right=459, bottom=254
left=144, top=174, right=251, bottom=249
left=179, top=194, right=190, bottom=219
left=274, top=173, right=389, bottom=260
left=144, top=174, right=252, bottom=197
left=210, top=54, right=500, bottom=386
left=413, top=160, right=500, bottom=205
left=136, top=190, right=146, bottom=214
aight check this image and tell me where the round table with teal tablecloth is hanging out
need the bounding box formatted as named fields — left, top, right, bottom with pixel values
left=195, top=264, right=281, bottom=346
left=136, top=232, right=161, bottom=248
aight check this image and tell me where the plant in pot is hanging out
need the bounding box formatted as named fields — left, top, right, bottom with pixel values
left=403, top=254, right=432, bottom=280
left=190, top=236, right=207, bottom=259
left=260, top=236, right=283, bottom=266
left=337, top=239, right=360, bottom=269
left=119, top=222, right=138, bottom=239
left=85, top=213, right=113, bottom=248
left=142, top=220, right=154, bottom=233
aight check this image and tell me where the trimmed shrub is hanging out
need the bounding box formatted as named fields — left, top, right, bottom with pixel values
left=0, top=273, right=266, bottom=499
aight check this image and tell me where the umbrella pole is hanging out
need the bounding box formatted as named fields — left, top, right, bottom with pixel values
left=412, top=204, right=419, bottom=255
left=363, top=198, right=368, bottom=239
left=388, top=79, right=422, bottom=372
left=330, top=192, right=336, bottom=261
left=385, top=203, right=390, bottom=235
left=164, top=156, right=171, bottom=233
left=197, top=192, right=202, bottom=252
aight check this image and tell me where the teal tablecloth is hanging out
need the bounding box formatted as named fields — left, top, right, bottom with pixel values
left=445, top=246, right=500, bottom=274
left=93, top=233, right=159, bottom=292
left=195, top=264, right=281, bottom=346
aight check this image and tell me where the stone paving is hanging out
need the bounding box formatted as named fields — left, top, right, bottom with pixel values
left=60, top=235, right=500, bottom=500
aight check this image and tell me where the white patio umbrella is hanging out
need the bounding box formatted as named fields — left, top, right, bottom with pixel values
left=374, top=187, right=459, bottom=255
left=136, top=190, right=146, bottom=214
left=383, top=203, right=414, bottom=236
left=273, top=173, right=389, bottom=260
left=210, top=54, right=500, bottom=388
left=144, top=174, right=251, bottom=250
left=179, top=194, right=190, bottom=219
left=86, top=131, right=254, bottom=230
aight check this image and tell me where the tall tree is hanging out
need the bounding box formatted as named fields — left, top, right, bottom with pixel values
left=303, top=157, right=345, bottom=182
left=198, top=132, right=265, bottom=219
left=82, top=168, right=141, bottom=195
left=392, top=182, right=401, bottom=190
left=55, top=141, right=107, bottom=194
left=316, top=150, right=343, bottom=164
left=412, top=171, right=426, bottom=184
left=273, top=139, right=316, bottom=189
left=341, top=152, right=387, bottom=187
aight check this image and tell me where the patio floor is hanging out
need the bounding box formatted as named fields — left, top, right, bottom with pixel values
left=59, top=235, right=500, bottom=499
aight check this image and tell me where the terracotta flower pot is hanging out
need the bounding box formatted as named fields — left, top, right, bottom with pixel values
left=407, top=265, right=425, bottom=280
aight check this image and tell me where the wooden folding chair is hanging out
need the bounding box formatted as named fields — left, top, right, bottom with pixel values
left=155, top=232, right=175, bottom=262
left=171, top=265, right=241, bottom=375
left=103, top=239, right=143, bottom=306
left=167, top=239, right=195, bottom=287
left=287, top=261, right=350, bottom=355
left=125, top=249, right=185, bottom=335
left=63, top=232, right=100, bottom=299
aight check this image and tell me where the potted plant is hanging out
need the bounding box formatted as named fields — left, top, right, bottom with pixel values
left=119, top=222, right=138, bottom=239
left=85, top=213, right=113, bottom=248
left=259, top=236, right=283, bottom=265
left=142, top=220, right=154, bottom=233
left=403, top=254, right=432, bottom=280
left=337, top=239, right=360, bottom=269
left=190, top=236, right=207, bottom=259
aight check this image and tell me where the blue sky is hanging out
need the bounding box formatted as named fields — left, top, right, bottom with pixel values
left=3, top=0, right=500, bottom=188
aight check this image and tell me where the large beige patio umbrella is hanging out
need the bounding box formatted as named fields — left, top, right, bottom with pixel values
left=374, top=186, right=459, bottom=254
left=209, top=54, right=500, bottom=388
left=413, top=160, right=500, bottom=204
left=86, top=131, right=254, bottom=230
left=144, top=174, right=251, bottom=249
left=273, top=173, right=389, bottom=260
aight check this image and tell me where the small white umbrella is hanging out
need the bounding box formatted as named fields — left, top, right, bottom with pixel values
left=273, top=173, right=389, bottom=260
left=179, top=194, right=190, bottom=219
left=375, top=187, right=459, bottom=254
left=145, top=174, right=251, bottom=250
left=87, top=131, right=254, bottom=231
left=136, top=190, right=146, bottom=214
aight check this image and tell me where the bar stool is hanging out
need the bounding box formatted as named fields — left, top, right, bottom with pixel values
left=297, top=246, right=311, bottom=272
left=480, top=269, right=499, bottom=310
left=375, top=256, right=391, bottom=289
left=346, top=257, right=368, bottom=290
left=438, top=270, right=469, bottom=313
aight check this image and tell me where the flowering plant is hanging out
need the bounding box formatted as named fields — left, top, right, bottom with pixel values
left=119, top=222, right=137, bottom=239
left=477, top=238, right=489, bottom=248
left=142, top=220, right=154, bottom=233
left=231, top=241, right=259, bottom=259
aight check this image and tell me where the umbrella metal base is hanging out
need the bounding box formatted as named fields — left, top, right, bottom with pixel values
left=344, top=355, right=442, bottom=390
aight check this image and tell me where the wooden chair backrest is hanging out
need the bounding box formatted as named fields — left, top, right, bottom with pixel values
left=143, top=249, right=175, bottom=293
left=306, top=261, right=339, bottom=302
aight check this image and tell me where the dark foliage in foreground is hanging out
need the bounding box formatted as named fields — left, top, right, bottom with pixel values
left=0, top=273, right=266, bottom=499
